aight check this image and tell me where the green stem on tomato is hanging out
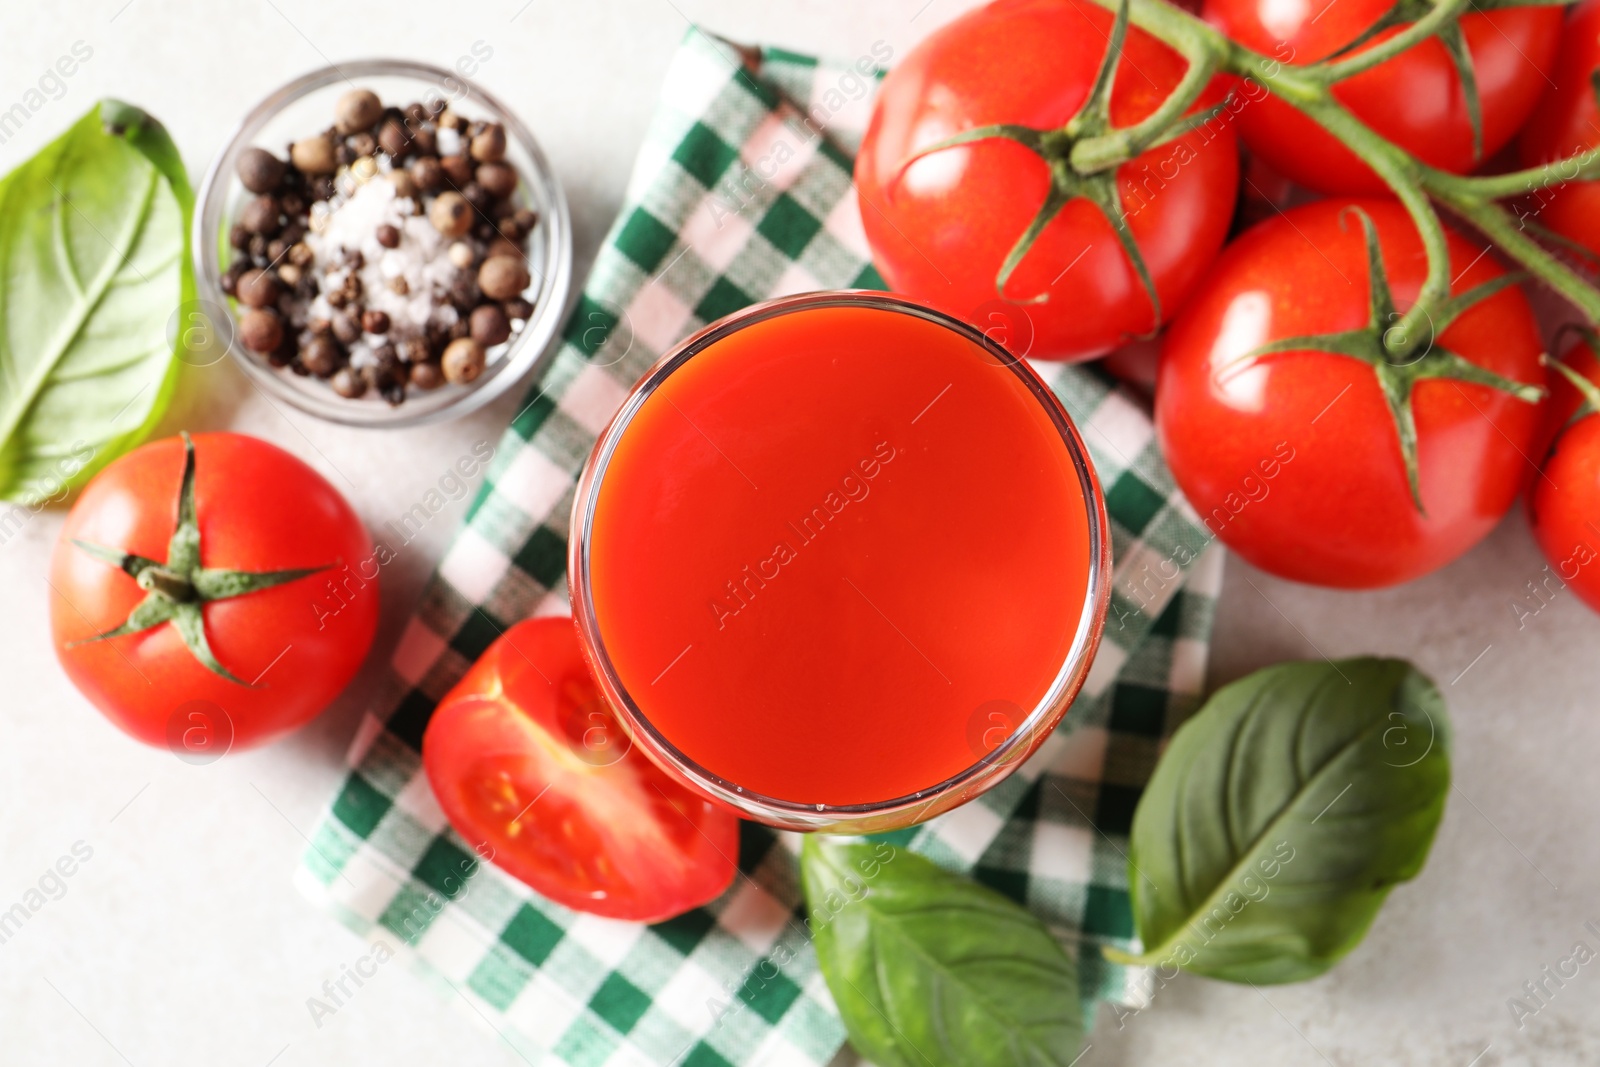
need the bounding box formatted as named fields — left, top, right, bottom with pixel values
left=1425, top=143, right=1600, bottom=200
left=1313, top=0, right=1474, bottom=83
left=1433, top=193, right=1600, bottom=322
left=1070, top=44, right=1221, bottom=172
left=1079, top=0, right=1600, bottom=338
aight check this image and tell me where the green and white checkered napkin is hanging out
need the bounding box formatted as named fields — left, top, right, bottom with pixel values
left=295, top=29, right=1225, bottom=1067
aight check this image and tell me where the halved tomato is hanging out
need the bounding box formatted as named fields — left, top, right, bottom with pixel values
left=422, top=616, right=740, bottom=922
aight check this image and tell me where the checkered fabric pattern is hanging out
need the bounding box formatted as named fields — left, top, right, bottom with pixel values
left=295, top=30, right=1226, bottom=1067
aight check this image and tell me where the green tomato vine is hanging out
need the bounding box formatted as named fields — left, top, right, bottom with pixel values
left=906, top=0, right=1600, bottom=507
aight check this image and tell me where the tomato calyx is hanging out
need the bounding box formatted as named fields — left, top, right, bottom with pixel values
left=67, top=432, right=335, bottom=684
left=1232, top=207, right=1543, bottom=513
left=892, top=0, right=1185, bottom=317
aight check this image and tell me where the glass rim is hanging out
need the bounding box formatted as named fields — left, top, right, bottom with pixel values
left=191, top=58, right=574, bottom=429
left=569, top=291, right=1112, bottom=830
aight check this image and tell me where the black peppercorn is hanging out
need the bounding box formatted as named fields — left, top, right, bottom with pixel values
left=469, top=304, right=510, bottom=347
left=301, top=335, right=344, bottom=378
left=411, top=156, right=444, bottom=192
left=376, top=224, right=401, bottom=249
left=361, top=309, right=391, bottom=335
left=237, top=147, right=287, bottom=194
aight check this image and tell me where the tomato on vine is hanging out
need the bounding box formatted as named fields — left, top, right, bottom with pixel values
left=1518, top=0, right=1600, bottom=261
left=855, top=0, right=1239, bottom=362
left=1157, top=200, right=1547, bottom=589
left=1529, top=336, right=1600, bottom=613
left=1204, top=0, right=1562, bottom=195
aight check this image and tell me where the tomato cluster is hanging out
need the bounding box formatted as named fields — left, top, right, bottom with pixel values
left=861, top=0, right=1600, bottom=594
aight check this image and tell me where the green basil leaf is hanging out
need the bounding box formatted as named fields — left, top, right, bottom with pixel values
left=1117, top=657, right=1450, bottom=984
left=0, top=100, right=191, bottom=504
left=801, top=836, right=1082, bottom=1067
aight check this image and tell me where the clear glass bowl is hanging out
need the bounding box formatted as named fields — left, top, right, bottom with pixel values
left=569, top=292, right=1112, bottom=833
left=193, top=59, right=573, bottom=428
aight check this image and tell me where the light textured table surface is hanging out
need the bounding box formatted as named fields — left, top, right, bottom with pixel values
left=1, top=1, right=1595, bottom=1064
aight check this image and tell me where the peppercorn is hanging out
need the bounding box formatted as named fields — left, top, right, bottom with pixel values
left=377, top=119, right=411, bottom=161
left=470, top=304, right=511, bottom=347
left=429, top=191, right=473, bottom=237
left=361, top=309, right=391, bottom=334
left=290, top=134, right=337, bottom=175
left=330, top=312, right=361, bottom=345
left=236, top=268, right=280, bottom=309
left=478, top=255, right=531, bottom=301
left=330, top=366, right=367, bottom=398
left=311, top=176, right=337, bottom=201
left=248, top=234, right=268, bottom=259
left=376, top=223, right=401, bottom=249
left=405, top=102, right=430, bottom=126
left=513, top=208, right=539, bottom=233
left=470, top=124, right=507, bottom=162
left=448, top=276, right=478, bottom=312
left=335, top=89, right=384, bottom=134
left=442, top=337, right=487, bottom=384
left=281, top=191, right=306, bottom=216
left=409, top=360, right=444, bottom=390
left=237, top=147, right=286, bottom=193
left=288, top=241, right=315, bottom=267
left=503, top=298, right=534, bottom=321
left=437, top=108, right=466, bottom=132
left=388, top=276, right=410, bottom=296
left=447, top=241, right=475, bottom=269
left=349, top=132, right=378, bottom=160
left=326, top=288, right=349, bottom=310
left=485, top=237, right=523, bottom=261
left=278, top=264, right=302, bottom=287
left=461, top=182, right=492, bottom=215
left=411, top=156, right=444, bottom=192
left=266, top=239, right=288, bottom=264
left=440, top=153, right=474, bottom=187
left=240, top=195, right=281, bottom=237
left=378, top=376, right=407, bottom=406
left=229, top=223, right=251, bottom=251
left=301, top=335, right=344, bottom=378
left=220, top=266, right=243, bottom=297
left=475, top=161, right=517, bottom=199
left=412, top=127, right=438, bottom=157
left=239, top=309, right=284, bottom=354
left=473, top=221, right=496, bottom=242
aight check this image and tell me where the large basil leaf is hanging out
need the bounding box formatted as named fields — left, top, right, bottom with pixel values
left=1116, top=657, right=1450, bottom=984
left=0, top=100, right=190, bottom=504
left=801, top=836, right=1082, bottom=1067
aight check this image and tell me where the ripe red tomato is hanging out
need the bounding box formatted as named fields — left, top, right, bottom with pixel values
left=1529, top=339, right=1600, bottom=613
left=1205, top=0, right=1562, bottom=194
left=856, top=0, right=1239, bottom=362
left=50, top=433, right=379, bottom=750
left=1157, top=199, right=1546, bottom=588
left=1518, top=0, right=1600, bottom=259
left=422, top=617, right=739, bottom=923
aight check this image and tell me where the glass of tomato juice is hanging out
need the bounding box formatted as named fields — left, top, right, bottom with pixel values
left=570, top=292, right=1110, bottom=832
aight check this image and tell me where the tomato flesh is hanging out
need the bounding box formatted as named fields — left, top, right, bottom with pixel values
left=422, top=617, right=739, bottom=923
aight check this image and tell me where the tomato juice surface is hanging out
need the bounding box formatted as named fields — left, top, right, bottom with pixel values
left=580, top=296, right=1101, bottom=811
